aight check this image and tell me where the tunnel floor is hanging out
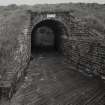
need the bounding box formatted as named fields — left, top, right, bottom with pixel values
left=9, top=51, right=105, bottom=105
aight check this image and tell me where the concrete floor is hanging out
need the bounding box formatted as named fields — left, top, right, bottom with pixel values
left=9, top=51, right=105, bottom=105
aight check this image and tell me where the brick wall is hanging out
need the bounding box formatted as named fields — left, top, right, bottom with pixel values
left=12, top=13, right=32, bottom=87
left=64, top=39, right=105, bottom=78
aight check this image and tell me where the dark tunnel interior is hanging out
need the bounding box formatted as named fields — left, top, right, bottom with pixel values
left=31, top=19, right=67, bottom=54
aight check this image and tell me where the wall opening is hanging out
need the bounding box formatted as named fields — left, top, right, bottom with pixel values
left=31, top=19, right=68, bottom=54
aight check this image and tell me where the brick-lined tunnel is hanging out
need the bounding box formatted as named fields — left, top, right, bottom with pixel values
left=31, top=19, right=68, bottom=55
left=0, top=11, right=105, bottom=105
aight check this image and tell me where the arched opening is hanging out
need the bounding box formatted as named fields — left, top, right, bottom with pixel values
left=31, top=19, right=68, bottom=55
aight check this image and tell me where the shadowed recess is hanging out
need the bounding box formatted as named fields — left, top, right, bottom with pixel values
left=31, top=19, right=68, bottom=54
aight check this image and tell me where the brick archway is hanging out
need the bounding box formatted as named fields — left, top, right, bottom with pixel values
left=31, top=19, right=69, bottom=54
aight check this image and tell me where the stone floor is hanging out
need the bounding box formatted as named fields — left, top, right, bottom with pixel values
left=2, top=51, right=105, bottom=105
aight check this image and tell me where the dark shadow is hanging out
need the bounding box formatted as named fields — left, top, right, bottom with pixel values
left=31, top=19, right=68, bottom=55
